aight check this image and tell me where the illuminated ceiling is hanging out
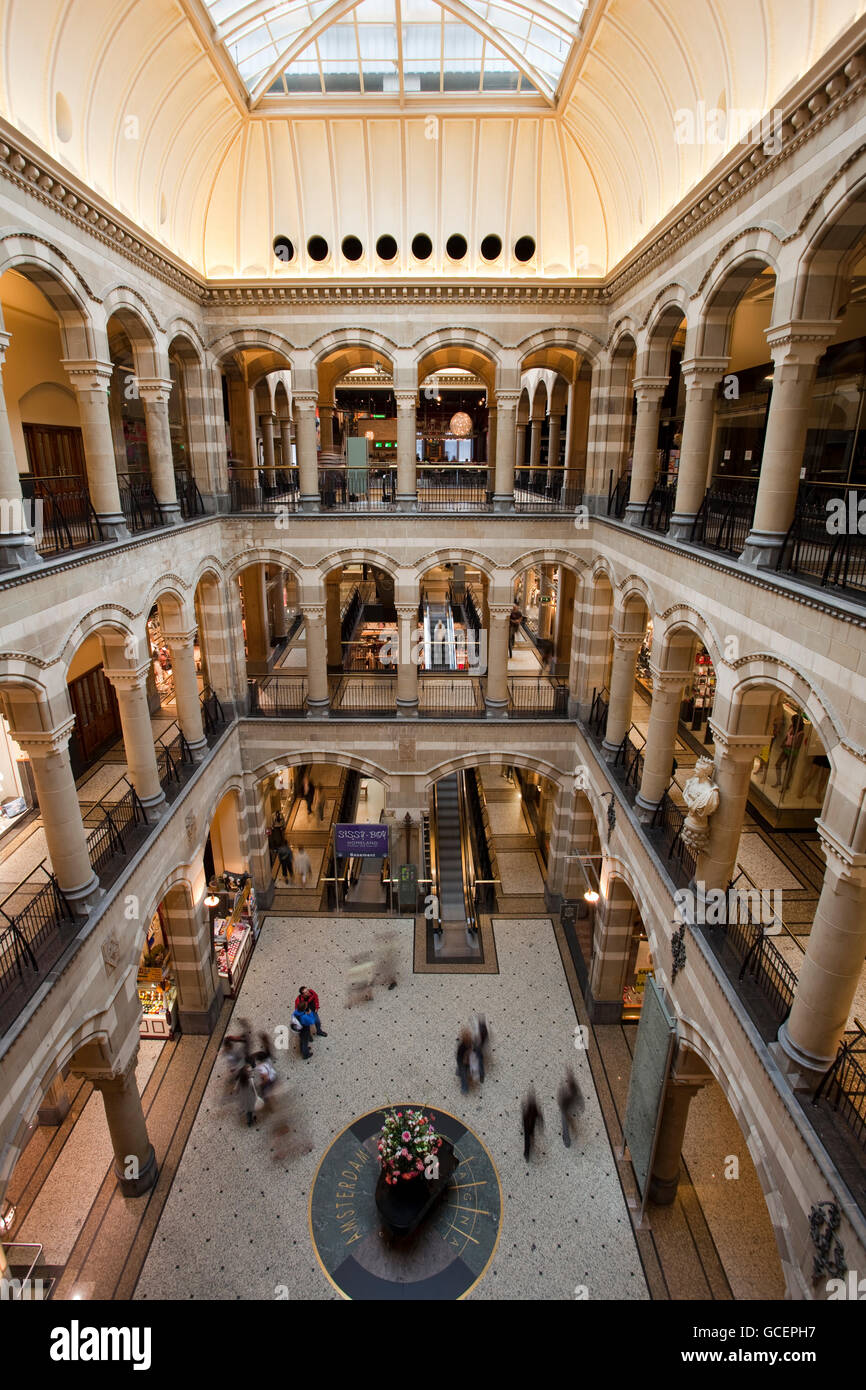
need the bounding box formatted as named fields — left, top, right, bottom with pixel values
left=204, top=0, right=584, bottom=105
left=0, top=0, right=861, bottom=279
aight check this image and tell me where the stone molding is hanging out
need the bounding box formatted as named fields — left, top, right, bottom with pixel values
left=14, top=715, right=76, bottom=757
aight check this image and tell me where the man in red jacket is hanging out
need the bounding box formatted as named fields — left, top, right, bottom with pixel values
left=295, top=985, right=327, bottom=1037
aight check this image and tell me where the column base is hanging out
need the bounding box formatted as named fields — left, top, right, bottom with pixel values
left=300, top=494, right=321, bottom=513
left=157, top=503, right=183, bottom=527
left=94, top=514, right=131, bottom=542
left=585, top=984, right=622, bottom=1023
left=634, top=793, right=661, bottom=822
left=138, top=790, right=167, bottom=818
left=115, top=1143, right=158, bottom=1196
left=601, top=739, right=621, bottom=761
left=396, top=699, right=419, bottom=718
left=623, top=502, right=649, bottom=528
left=773, top=1021, right=836, bottom=1090
left=395, top=492, right=417, bottom=510
left=186, top=737, right=209, bottom=763
left=739, top=529, right=785, bottom=571
left=306, top=698, right=330, bottom=716
left=178, top=983, right=224, bottom=1036
left=0, top=534, right=43, bottom=571
left=648, top=1168, right=680, bottom=1206
left=667, top=513, right=697, bottom=543
left=62, top=872, right=104, bottom=917
left=38, top=1092, right=71, bottom=1127
left=492, top=494, right=513, bottom=513
left=485, top=698, right=508, bottom=719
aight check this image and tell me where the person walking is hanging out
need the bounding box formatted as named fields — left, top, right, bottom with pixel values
left=521, top=1088, right=544, bottom=1160
left=470, top=1013, right=489, bottom=1084
left=301, top=773, right=315, bottom=816
left=456, top=1028, right=473, bottom=1094
left=236, top=1064, right=259, bottom=1126
left=508, top=602, right=523, bottom=656
left=270, top=811, right=286, bottom=852
left=557, top=1069, right=584, bottom=1148
left=291, top=1010, right=314, bottom=1060
left=293, top=845, right=312, bottom=886
left=295, top=985, right=327, bottom=1037
left=276, top=841, right=293, bottom=882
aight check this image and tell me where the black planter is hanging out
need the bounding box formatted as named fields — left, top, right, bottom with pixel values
left=374, top=1139, right=458, bottom=1239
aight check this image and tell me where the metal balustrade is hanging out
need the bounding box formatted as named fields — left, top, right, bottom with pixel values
left=416, top=466, right=491, bottom=510
left=513, top=467, right=583, bottom=512
left=690, top=481, right=758, bottom=556
left=0, top=865, right=74, bottom=1034
left=776, top=486, right=866, bottom=598
left=319, top=464, right=396, bottom=510
left=228, top=466, right=300, bottom=514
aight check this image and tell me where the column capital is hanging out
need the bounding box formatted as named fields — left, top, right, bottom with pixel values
left=102, top=662, right=151, bottom=692
left=708, top=723, right=765, bottom=761
left=89, top=1052, right=139, bottom=1092
left=259, top=410, right=276, bottom=426
left=292, top=392, right=318, bottom=412
left=632, top=375, right=669, bottom=402
left=488, top=605, right=512, bottom=620
left=303, top=605, right=326, bottom=625
left=61, top=358, right=114, bottom=391
left=649, top=666, right=691, bottom=692
left=679, top=356, right=729, bottom=388
left=765, top=321, right=837, bottom=365
left=495, top=389, right=522, bottom=409
left=611, top=630, right=644, bottom=652
left=394, top=391, right=417, bottom=410
left=163, top=629, right=198, bottom=650
left=0, top=329, right=10, bottom=365
left=815, top=819, right=866, bottom=885
left=394, top=604, right=419, bottom=621
left=137, top=377, right=174, bottom=404
left=14, top=715, right=76, bottom=758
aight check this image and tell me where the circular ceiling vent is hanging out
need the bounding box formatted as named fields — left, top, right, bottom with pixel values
left=514, top=235, right=536, bottom=262
left=446, top=233, right=468, bottom=261
left=411, top=233, right=433, bottom=261
left=341, top=235, right=363, bottom=261
left=307, top=235, right=329, bottom=262
left=376, top=234, right=398, bottom=261
left=480, top=234, right=502, bottom=261
left=273, top=235, right=295, bottom=263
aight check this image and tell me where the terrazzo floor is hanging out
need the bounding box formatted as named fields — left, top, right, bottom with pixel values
left=133, top=913, right=650, bottom=1301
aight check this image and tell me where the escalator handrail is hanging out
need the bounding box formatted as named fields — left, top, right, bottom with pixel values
left=455, top=770, right=479, bottom=934
left=427, top=795, right=441, bottom=927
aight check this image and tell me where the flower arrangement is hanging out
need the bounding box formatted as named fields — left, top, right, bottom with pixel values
left=377, top=1107, right=442, bottom=1184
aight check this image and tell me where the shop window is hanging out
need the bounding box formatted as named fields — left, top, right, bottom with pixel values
left=138, top=907, right=178, bottom=1041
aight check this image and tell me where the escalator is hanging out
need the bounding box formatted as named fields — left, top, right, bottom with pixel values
left=423, top=600, right=457, bottom=670
left=429, top=771, right=495, bottom=959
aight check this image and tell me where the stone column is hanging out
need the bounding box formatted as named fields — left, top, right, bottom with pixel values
left=14, top=719, right=101, bottom=914
left=91, top=1056, right=158, bottom=1196
left=0, top=332, right=42, bottom=570
left=514, top=423, right=527, bottom=472
left=624, top=377, right=668, bottom=525
left=319, top=404, right=335, bottom=452
left=668, top=359, right=728, bottom=541
left=240, top=564, right=270, bottom=675
left=587, top=887, right=636, bottom=1021
left=529, top=415, right=543, bottom=474
left=485, top=608, right=510, bottom=716
left=63, top=359, right=129, bottom=540
left=325, top=575, right=343, bottom=667
left=280, top=417, right=293, bottom=473
left=163, top=632, right=207, bottom=760
left=163, top=879, right=222, bottom=1035
left=740, top=323, right=835, bottom=569
left=546, top=413, right=562, bottom=488
left=697, top=728, right=767, bottom=890
left=395, top=391, right=417, bottom=506
left=539, top=565, right=556, bottom=641
left=269, top=572, right=288, bottom=640
left=554, top=567, right=576, bottom=668
left=648, top=1079, right=707, bottom=1205
left=37, top=1074, right=70, bottom=1126
left=493, top=391, right=520, bottom=511
left=635, top=671, right=690, bottom=818
left=486, top=406, right=497, bottom=469
left=293, top=393, right=320, bottom=510
left=138, top=379, right=182, bottom=525
left=602, top=633, right=643, bottom=755
left=778, top=824, right=866, bottom=1078
left=395, top=604, right=419, bottom=717
left=304, top=606, right=329, bottom=714
left=260, top=412, right=277, bottom=487
left=103, top=665, right=166, bottom=814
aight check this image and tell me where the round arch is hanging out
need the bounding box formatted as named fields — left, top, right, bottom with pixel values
left=224, top=549, right=305, bottom=583
left=694, top=237, right=781, bottom=358
left=793, top=165, right=866, bottom=321
left=309, top=328, right=399, bottom=368
left=422, top=749, right=568, bottom=793
left=0, top=239, right=96, bottom=357
left=517, top=327, right=602, bottom=367
left=655, top=604, right=723, bottom=673
left=252, top=749, right=393, bottom=791
left=727, top=661, right=842, bottom=755
left=510, top=548, right=589, bottom=582
left=412, top=547, right=498, bottom=582
left=58, top=606, right=139, bottom=677
left=316, top=548, right=400, bottom=582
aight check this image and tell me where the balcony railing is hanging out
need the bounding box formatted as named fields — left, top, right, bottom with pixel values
left=247, top=672, right=570, bottom=719
left=588, top=686, right=609, bottom=739
left=607, top=470, right=630, bottom=519
left=416, top=466, right=491, bottom=511
left=319, top=464, right=396, bottom=510
left=690, top=480, right=758, bottom=556
left=640, top=470, right=677, bottom=533
left=83, top=779, right=149, bottom=877
left=776, top=486, right=866, bottom=598
left=611, top=725, right=645, bottom=792
left=228, top=466, right=300, bottom=514
left=513, top=467, right=583, bottom=512
left=0, top=865, right=75, bottom=1034
left=20, top=474, right=105, bottom=557
left=248, top=675, right=308, bottom=716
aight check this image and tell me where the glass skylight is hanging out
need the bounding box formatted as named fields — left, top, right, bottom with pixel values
left=204, top=0, right=584, bottom=103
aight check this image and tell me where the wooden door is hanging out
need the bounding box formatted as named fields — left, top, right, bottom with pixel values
left=23, top=423, right=86, bottom=490
left=68, top=666, right=121, bottom=767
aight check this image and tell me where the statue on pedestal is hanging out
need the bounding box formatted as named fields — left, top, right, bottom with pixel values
left=681, top=757, right=720, bottom=852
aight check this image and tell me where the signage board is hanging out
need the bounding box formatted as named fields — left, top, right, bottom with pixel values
left=335, top=823, right=389, bottom=858
left=622, top=976, right=677, bottom=1202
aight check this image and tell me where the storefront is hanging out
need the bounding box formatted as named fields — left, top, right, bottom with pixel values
left=622, top=925, right=654, bottom=1020
left=748, top=697, right=830, bottom=829
left=137, top=906, right=179, bottom=1040
left=211, top=877, right=259, bottom=998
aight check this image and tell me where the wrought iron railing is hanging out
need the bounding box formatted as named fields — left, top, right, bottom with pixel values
left=319, top=464, right=396, bottom=510
left=83, top=779, right=148, bottom=875
left=416, top=466, right=491, bottom=510
left=200, top=687, right=227, bottom=734
left=418, top=676, right=484, bottom=716
left=612, top=726, right=645, bottom=791
left=228, top=466, right=300, bottom=514
left=690, top=481, right=758, bottom=555
left=812, top=1022, right=866, bottom=1150
left=641, top=471, right=677, bottom=533
left=588, top=686, right=609, bottom=738
left=329, top=675, right=396, bottom=715
left=174, top=469, right=206, bottom=520
left=20, top=474, right=105, bottom=556
left=507, top=677, right=569, bottom=717
left=776, top=486, right=866, bottom=597
left=648, top=789, right=697, bottom=887
left=0, top=864, right=74, bottom=1028
left=116, top=472, right=166, bottom=532
left=607, top=470, right=630, bottom=519
left=513, top=467, right=583, bottom=512
left=247, top=675, right=308, bottom=716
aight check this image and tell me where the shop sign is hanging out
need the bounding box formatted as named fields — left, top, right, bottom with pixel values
left=335, top=823, right=389, bottom=858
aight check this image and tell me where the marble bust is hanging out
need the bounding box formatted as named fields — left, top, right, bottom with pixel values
left=681, top=757, right=720, bottom=851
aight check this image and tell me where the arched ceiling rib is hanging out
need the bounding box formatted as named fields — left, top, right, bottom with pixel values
left=0, top=0, right=861, bottom=277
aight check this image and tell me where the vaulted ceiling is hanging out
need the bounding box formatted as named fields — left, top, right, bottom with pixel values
left=0, top=0, right=860, bottom=279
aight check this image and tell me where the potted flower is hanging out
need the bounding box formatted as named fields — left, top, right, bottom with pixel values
left=377, top=1107, right=442, bottom=1186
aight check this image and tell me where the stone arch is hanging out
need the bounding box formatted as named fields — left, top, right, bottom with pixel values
left=422, top=749, right=568, bottom=793
left=58, top=606, right=139, bottom=677
left=641, top=294, right=689, bottom=377
left=252, top=749, right=393, bottom=791
left=191, top=554, right=227, bottom=591
left=413, top=547, right=498, bottom=582
left=316, top=548, right=400, bottom=582
left=224, top=549, right=304, bottom=583
left=309, top=328, right=399, bottom=368
left=608, top=321, right=639, bottom=360
left=207, top=327, right=296, bottom=364
left=104, top=292, right=162, bottom=378
left=411, top=326, right=504, bottom=363
left=655, top=604, right=723, bottom=673
left=102, top=284, right=164, bottom=339
left=0, top=238, right=97, bottom=357
left=516, top=326, right=603, bottom=366
left=510, top=548, right=589, bottom=581
left=618, top=572, right=657, bottom=624
left=727, top=660, right=843, bottom=756
left=793, top=165, right=866, bottom=322
left=693, top=236, right=781, bottom=358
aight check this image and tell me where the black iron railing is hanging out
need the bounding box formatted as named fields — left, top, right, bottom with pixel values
left=612, top=726, right=645, bottom=791
left=514, top=468, right=583, bottom=512
left=813, top=1024, right=866, bottom=1150
left=83, top=779, right=148, bottom=876
left=418, top=677, right=484, bottom=717
left=228, top=466, right=300, bottom=514
left=319, top=465, right=396, bottom=510
left=174, top=469, right=206, bottom=520
left=607, top=470, right=630, bottom=519
left=329, top=676, right=396, bottom=716
left=690, top=481, right=758, bottom=555
left=588, top=686, right=609, bottom=738
left=641, top=470, right=677, bottom=533
left=416, top=466, right=491, bottom=510
left=116, top=473, right=166, bottom=532
left=154, top=721, right=193, bottom=789
left=200, top=687, right=227, bottom=735
left=247, top=675, right=308, bottom=716
left=0, top=865, right=74, bottom=1028
left=20, top=474, right=105, bottom=556
left=648, top=789, right=697, bottom=887
left=776, top=486, right=866, bottom=597
left=507, top=678, right=569, bottom=717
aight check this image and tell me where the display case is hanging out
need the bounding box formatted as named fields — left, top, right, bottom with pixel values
left=137, top=969, right=178, bottom=1039
left=213, top=880, right=258, bottom=994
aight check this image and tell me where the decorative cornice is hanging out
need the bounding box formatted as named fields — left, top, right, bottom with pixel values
left=202, top=282, right=607, bottom=306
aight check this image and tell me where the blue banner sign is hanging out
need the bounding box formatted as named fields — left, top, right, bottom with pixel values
left=335, top=823, right=389, bottom=858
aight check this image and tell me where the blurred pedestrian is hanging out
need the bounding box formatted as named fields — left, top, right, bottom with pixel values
left=522, top=1088, right=544, bottom=1160
left=276, top=841, right=293, bottom=882
left=470, top=1013, right=489, bottom=1083
left=557, top=1069, right=584, bottom=1148
left=291, top=1010, right=314, bottom=1060
left=346, top=952, right=374, bottom=1005
left=456, top=1028, right=473, bottom=1094
left=301, top=773, right=315, bottom=815
left=294, top=845, right=312, bottom=886
left=374, top=930, right=398, bottom=990
left=235, top=1064, right=259, bottom=1126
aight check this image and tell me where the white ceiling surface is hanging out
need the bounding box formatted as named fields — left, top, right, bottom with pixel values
left=0, top=0, right=861, bottom=278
